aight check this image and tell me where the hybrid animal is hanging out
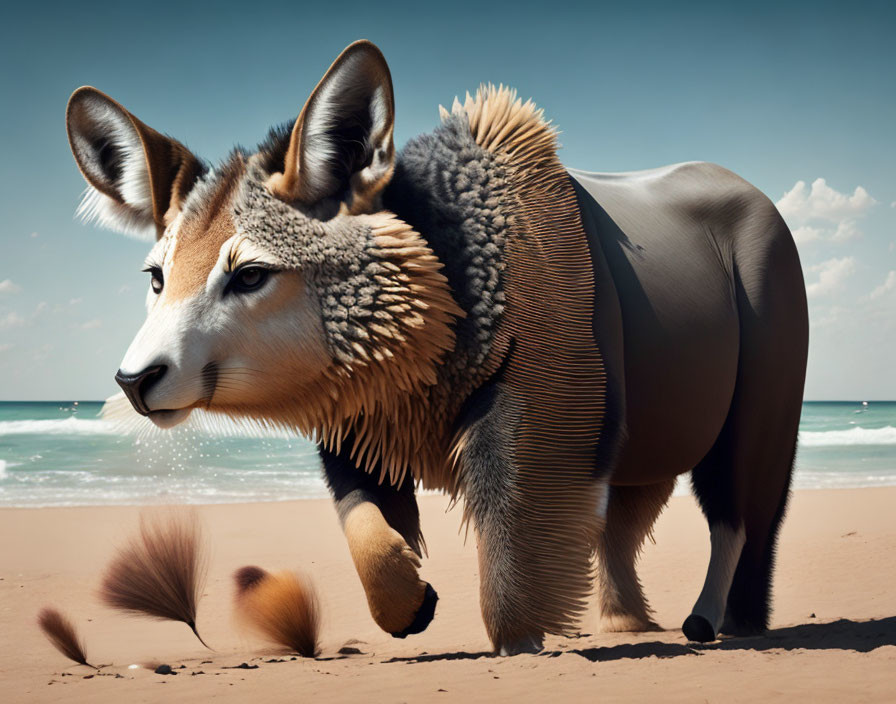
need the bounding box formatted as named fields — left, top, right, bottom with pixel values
left=66, top=40, right=809, bottom=654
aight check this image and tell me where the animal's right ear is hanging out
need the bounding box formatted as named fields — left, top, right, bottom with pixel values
left=66, top=87, right=205, bottom=240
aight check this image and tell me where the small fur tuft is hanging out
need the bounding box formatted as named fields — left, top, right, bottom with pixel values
left=37, top=607, right=97, bottom=669
left=100, top=510, right=210, bottom=648
left=234, top=565, right=267, bottom=594
left=233, top=567, right=321, bottom=657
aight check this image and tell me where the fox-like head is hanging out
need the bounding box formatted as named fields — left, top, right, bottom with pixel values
left=67, top=41, right=461, bottom=437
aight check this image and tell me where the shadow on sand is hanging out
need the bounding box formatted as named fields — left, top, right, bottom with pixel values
left=384, top=617, right=896, bottom=664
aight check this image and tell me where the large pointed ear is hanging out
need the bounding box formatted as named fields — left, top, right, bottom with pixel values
left=267, top=40, right=395, bottom=214
left=66, top=87, right=206, bottom=240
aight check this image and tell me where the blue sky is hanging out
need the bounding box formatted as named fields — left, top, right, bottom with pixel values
left=0, top=0, right=893, bottom=400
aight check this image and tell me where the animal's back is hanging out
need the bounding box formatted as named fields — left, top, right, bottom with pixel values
left=569, top=162, right=808, bottom=485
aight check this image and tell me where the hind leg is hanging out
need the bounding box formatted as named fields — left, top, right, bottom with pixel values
left=687, top=406, right=796, bottom=643
left=598, top=480, right=674, bottom=632
left=687, top=271, right=803, bottom=640
left=686, top=218, right=806, bottom=642
left=720, top=441, right=795, bottom=636
left=681, top=517, right=746, bottom=641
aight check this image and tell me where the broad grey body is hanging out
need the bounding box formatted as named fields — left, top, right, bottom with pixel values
left=570, top=162, right=808, bottom=640
left=570, top=162, right=806, bottom=485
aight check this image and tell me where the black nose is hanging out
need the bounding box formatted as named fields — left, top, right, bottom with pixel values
left=114, top=365, right=167, bottom=415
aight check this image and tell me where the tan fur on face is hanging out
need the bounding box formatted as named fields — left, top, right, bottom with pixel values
left=165, top=160, right=245, bottom=302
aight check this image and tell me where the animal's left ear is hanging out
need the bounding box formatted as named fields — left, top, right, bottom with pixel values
left=267, top=40, right=395, bottom=214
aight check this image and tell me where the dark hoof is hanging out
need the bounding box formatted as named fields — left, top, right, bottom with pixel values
left=391, top=583, right=438, bottom=638
left=682, top=614, right=717, bottom=643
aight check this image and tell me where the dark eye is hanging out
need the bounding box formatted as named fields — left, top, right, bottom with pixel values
left=143, top=266, right=164, bottom=294
left=228, top=266, right=270, bottom=294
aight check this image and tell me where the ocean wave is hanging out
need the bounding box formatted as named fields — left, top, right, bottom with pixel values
left=0, top=414, right=305, bottom=440
left=799, top=426, right=896, bottom=447
left=0, top=417, right=118, bottom=437
left=793, top=472, right=896, bottom=488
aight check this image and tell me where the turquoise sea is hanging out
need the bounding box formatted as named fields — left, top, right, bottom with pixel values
left=0, top=401, right=894, bottom=507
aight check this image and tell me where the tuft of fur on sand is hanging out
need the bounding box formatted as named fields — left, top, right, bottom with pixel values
left=37, top=607, right=97, bottom=669
left=99, top=509, right=211, bottom=648
left=233, top=566, right=321, bottom=657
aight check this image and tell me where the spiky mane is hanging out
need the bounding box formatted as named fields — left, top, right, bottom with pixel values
left=441, top=84, right=561, bottom=175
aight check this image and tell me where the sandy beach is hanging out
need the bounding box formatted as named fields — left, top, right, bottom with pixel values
left=1, top=487, right=894, bottom=703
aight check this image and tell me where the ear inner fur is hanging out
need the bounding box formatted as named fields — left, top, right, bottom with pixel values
left=266, top=40, right=395, bottom=210
left=66, top=86, right=206, bottom=239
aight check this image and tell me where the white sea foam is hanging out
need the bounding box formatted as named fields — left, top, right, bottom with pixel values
left=799, top=426, right=896, bottom=447
left=0, top=470, right=331, bottom=507
left=0, top=413, right=301, bottom=440
left=0, top=417, right=118, bottom=436
left=667, top=470, right=896, bottom=498
left=792, top=472, right=896, bottom=490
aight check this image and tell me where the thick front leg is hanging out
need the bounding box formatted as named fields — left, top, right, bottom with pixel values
left=320, top=442, right=437, bottom=637
left=458, top=383, right=605, bottom=655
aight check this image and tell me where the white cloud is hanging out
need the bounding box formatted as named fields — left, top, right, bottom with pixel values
left=777, top=178, right=875, bottom=222
left=776, top=178, right=876, bottom=245
left=792, top=225, right=822, bottom=245
left=29, top=231, right=39, bottom=238
left=0, top=312, right=26, bottom=329
left=831, top=219, right=860, bottom=242
left=869, top=270, right=896, bottom=300
left=805, top=256, right=856, bottom=298
left=0, top=343, right=12, bottom=353
left=80, top=319, right=102, bottom=330
left=118, top=285, right=131, bottom=295
left=0, top=279, right=22, bottom=295
left=69, top=298, right=83, bottom=306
